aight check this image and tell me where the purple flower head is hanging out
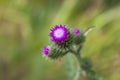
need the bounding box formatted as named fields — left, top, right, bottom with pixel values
left=73, top=29, right=81, bottom=36
left=42, top=46, right=50, bottom=56
left=50, top=24, right=70, bottom=43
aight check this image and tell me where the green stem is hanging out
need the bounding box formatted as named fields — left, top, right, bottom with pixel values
left=69, top=47, right=104, bottom=80
left=74, top=53, right=104, bottom=80
left=75, top=53, right=81, bottom=63
left=73, top=53, right=81, bottom=80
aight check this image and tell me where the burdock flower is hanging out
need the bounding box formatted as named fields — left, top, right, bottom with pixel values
left=73, top=29, right=81, bottom=36
left=50, top=24, right=70, bottom=43
left=42, top=46, right=51, bottom=56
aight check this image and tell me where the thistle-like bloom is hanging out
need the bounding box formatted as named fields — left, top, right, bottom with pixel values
left=42, top=46, right=50, bottom=56
left=50, top=25, right=70, bottom=43
left=73, top=29, right=81, bottom=36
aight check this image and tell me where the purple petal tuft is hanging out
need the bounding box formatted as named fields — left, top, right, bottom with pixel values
left=42, top=46, right=50, bottom=56
left=73, top=29, right=81, bottom=36
left=50, top=24, right=70, bottom=43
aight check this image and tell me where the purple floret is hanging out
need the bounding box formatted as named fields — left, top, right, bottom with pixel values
left=50, top=24, right=70, bottom=43
left=73, top=29, right=81, bottom=36
left=42, top=46, right=50, bottom=56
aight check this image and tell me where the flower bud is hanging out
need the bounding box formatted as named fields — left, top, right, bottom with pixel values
left=81, top=58, right=92, bottom=70
left=73, top=30, right=85, bottom=44
left=42, top=46, right=51, bottom=56
left=48, top=45, right=69, bottom=59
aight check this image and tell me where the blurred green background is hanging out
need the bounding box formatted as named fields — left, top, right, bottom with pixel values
left=0, top=0, right=120, bottom=80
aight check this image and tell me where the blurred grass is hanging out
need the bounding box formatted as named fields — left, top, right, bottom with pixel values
left=0, top=0, right=120, bottom=80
